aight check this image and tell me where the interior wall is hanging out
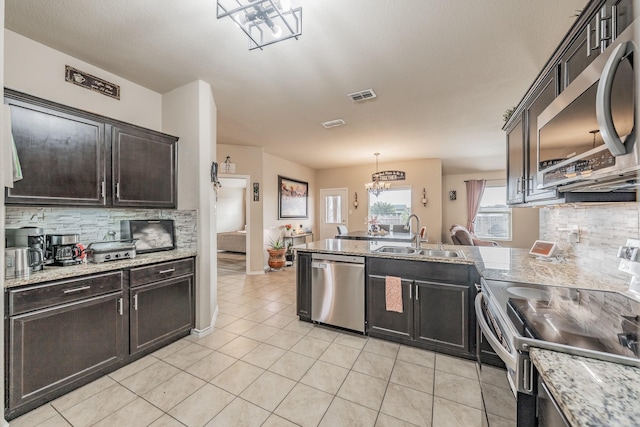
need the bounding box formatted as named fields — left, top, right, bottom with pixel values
left=4, top=30, right=161, bottom=131
left=262, top=153, right=316, bottom=266
left=442, top=171, right=539, bottom=248
left=216, top=186, right=246, bottom=232
left=317, top=158, right=442, bottom=242
left=216, top=144, right=264, bottom=274
left=162, top=80, right=217, bottom=332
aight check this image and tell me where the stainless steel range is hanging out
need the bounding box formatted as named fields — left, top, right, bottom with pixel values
left=476, top=239, right=640, bottom=426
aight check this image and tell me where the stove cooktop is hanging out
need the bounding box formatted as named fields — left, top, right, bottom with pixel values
left=483, top=279, right=640, bottom=363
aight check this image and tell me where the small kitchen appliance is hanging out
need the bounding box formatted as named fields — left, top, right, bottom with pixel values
left=120, top=220, right=175, bottom=253
left=5, top=227, right=46, bottom=272
left=86, top=240, right=137, bottom=263
left=45, top=234, right=83, bottom=266
left=5, top=247, right=43, bottom=279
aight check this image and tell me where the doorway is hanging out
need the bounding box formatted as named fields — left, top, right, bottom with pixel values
left=319, top=188, right=348, bottom=240
left=217, top=175, right=251, bottom=274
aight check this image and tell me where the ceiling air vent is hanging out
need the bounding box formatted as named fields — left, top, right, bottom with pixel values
left=348, top=89, right=377, bottom=102
left=321, top=119, right=346, bottom=129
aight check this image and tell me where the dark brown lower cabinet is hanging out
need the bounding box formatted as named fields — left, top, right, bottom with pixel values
left=130, top=275, right=195, bottom=355
left=5, top=257, right=196, bottom=420
left=414, top=280, right=468, bottom=352
left=296, top=252, right=312, bottom=321
left=367, top=274, right=414, bottom=341
left=7, top=290, right=124, bottom=418
left=366, top=257, right=473, bottom=358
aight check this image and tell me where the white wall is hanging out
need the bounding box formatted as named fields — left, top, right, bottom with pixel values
left=162, top=80, right=217, bottom=332
left=217, top=186, right=246, bottom=233
left=216, top=144, right=264, bottom=274
left=4, top=30, right=161, bottom=131
left=317, top=159, right=442, bottom=241
left=263, top=153, right=316, bottom=265
left=442, top=171, right=539, bottom=248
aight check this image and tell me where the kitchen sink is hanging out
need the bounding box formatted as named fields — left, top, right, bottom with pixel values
left=374, top=246, right=420, bottom=255
left=420, top=249, right=462, bottom=258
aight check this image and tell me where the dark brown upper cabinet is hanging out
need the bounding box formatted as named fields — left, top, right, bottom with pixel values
left=5, top=89, right=178, bottom=208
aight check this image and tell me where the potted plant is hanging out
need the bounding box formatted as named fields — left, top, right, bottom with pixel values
left=266, top=237, right=287, bottom=270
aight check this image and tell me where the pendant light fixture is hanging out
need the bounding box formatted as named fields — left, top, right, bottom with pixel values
left=216, top=0, right=302, bottom=50
left=365, top=153, right=391, bottom=197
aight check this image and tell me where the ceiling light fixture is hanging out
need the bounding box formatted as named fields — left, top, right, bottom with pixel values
left=217, top=0, right=302, bottom=51
left=365, top=153, right=406, bottom=197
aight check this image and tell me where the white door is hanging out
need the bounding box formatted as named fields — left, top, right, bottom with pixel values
left=319, top=188, right=348, bottom=240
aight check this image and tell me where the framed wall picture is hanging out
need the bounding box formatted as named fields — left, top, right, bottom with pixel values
left=278, top=176, right=308, bottom=219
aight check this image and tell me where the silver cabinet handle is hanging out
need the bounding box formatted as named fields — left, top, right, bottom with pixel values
left=63, top=285, right=91, bottom=294
left=118, top=297, right=123, bottom=315
left=100, top=181, right=106, bottom=198
left=409, top=285, right=412, bottom=300
left=116, top=182, right=121, bottom=199
left=133, top=294, right=138, bottom=311
left=159, top=268, right=176, bottom=274
left=596, top=41, right=634, bottom=157
left=415, top=286, right=419, bottom=301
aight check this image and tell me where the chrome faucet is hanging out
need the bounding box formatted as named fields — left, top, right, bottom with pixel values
left=405, top=214, right=421, bottom=250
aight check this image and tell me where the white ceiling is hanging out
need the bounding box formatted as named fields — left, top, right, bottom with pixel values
left=5, top=0, right=588, bottom=173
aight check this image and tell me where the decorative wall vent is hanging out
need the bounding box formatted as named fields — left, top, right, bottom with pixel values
left=347, top=89, right=377, bottom=102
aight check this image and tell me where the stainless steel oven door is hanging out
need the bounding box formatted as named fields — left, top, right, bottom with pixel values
left=475, top=293, right=518, bottom=425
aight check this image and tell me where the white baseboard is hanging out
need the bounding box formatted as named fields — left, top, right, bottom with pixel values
left=190, top=305, right=218, bottom=338
left=247, top=269, right=265, bottom=275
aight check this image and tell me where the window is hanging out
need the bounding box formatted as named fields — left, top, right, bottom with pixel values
left=367, top=187, right=412, bottom=227
left=324, top=195, right=342, bottom=224
left=475, top=186, right=511, bottom=240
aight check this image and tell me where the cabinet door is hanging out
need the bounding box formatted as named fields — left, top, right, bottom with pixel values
left=367, top=274, right=414, bottom=341
left=414, top=280, right=469, bottom=353
left=8, top=292, right=124, bottom=414
left=506, top=114, right=525, bottom=205
left=525, top=71, right=559, bottom=203
left=130, top=275, right=194, bottom=355
left=296, top=252, right=312, bottom=321
left=561, top=24, right=598, bottom=89
left=5, top=96, right=106, bottom=206
left=111, top=125, right=177, bottom=208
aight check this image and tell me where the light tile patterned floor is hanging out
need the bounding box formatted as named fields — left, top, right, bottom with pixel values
left=10, top=265, right=504, bottom=427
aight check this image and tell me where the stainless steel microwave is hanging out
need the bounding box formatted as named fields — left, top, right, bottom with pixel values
left=537, top=17, right=638, bottom=192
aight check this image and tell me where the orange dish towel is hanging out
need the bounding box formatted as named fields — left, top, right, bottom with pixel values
left=385, top=276, right=403, bottom=313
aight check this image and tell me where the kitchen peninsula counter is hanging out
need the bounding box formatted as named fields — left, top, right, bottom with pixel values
left=294, top=239, right=629, bottom=293
left=531, top=348, right=640, bottom=427
left=4, top=249, right=197, bottom=288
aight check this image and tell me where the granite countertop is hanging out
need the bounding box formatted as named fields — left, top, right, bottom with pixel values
left=294, top=239, right=629, bottom=293
left=531, top=348, right=640, bottom=427
left=335, top=230, right=415, bottom=243
left=4, top=249, right=197, bottom=288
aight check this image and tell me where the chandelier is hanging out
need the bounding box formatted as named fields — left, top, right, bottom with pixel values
left=365, top=153, right=406, bottom=197
left=216, top=0, right=302, bottom=51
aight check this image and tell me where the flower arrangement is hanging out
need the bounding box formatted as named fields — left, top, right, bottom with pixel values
left=284, top=224, right=293, bottom=231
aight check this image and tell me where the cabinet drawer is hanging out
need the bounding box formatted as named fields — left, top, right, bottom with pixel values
left=9, top=271, right=123, bottom=316
left=129, top=258, right=194, bottom=287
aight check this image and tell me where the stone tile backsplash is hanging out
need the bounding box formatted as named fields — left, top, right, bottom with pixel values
left=540, top=202, right=640, bottom=280
left=5, top=207, right=197, bottom=250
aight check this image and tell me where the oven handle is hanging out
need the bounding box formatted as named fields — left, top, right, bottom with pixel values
left=474, top=293, right=518, bottom=371
left=596, top=40, right=635, bottom=156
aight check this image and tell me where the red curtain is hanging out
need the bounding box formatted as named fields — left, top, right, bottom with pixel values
left=466, top=179, right=486, bottom=233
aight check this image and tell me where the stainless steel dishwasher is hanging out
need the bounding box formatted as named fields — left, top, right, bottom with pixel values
left=311, top=253, right=365, bottom=333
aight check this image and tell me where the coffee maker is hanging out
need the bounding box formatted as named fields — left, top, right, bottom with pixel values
left=46, top=234, right=83, bottom=266
left=5, top=227, right=46, bottom=272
